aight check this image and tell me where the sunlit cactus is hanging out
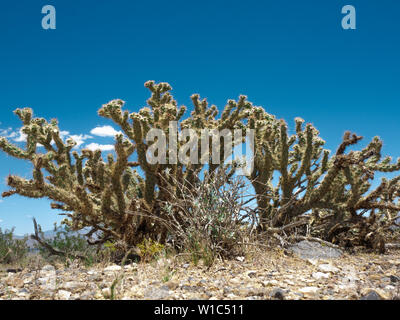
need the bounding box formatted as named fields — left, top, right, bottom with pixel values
left=247, top=107, right=400, bottom=252
left=1, top=81, right=399, bottom=252
left=1, top=81, right=251, bottom=246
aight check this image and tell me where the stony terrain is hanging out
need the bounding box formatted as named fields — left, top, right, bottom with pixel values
left=1, top=241, right=399, bottom=300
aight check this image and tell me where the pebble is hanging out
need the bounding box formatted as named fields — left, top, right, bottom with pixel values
left=270, top=287, right=285, bottom=300
left=312, top=272, right=330, bottom=280
left=318, top=264, right=339, bottom=273
left=247, top=270, right=257, bottom=278
left=298, top=287, right=320, bottom=294
left=63, top=281, right=84, bottom=290
left=41, top=265, right=56, bottom=272
left=1, top=248, right=399, bottom=301
left=58, top=290, right=72, bottom=300
left=104, top=265, right=122, bottom=272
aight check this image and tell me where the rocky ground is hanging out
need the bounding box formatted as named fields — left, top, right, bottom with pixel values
left=0, top=241, right=399, bottom=300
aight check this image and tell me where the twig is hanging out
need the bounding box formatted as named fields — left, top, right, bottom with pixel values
left=30, top=218, right=87, bottom=260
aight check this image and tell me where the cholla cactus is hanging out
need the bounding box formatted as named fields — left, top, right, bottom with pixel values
left=0, top=108, right=145, bottom=245
left=248, top=107, right=400, bottom=251
left=1, top=81, right=252, bottom=246
left=1, top=82, right=399, bottom=252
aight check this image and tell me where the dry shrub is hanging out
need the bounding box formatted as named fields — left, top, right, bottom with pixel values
left=159, top=170, right=256, bottom=265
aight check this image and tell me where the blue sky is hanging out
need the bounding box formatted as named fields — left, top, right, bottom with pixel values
left=0, top=0, right=399, bottom=235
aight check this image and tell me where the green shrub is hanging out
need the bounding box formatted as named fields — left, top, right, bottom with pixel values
left=33, top=223, right=98, bottom=266
left=137, top=238, right=165, bottom=262
left=0, top=227, right=29, bottom=265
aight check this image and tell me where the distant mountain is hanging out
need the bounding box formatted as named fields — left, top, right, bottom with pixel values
left=13, top=227, right=89, bottom=249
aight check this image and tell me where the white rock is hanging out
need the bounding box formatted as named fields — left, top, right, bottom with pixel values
left=318, top=264, right=339, bottom=273
left=236, top=256, right=245, bottom=262
left=104, top=265, right=122, bottom=272
left=307, top=259, right=319, bottom=266
left=312, top=272, right=330, bottom=280
left=102, top=288, right=111, bottom=297
left=124, top=265, right=134, bottom=271
left=58, top=290, right=72, bottom=300
left=42, top=265, right=56, bottom=272
left=63, top=281, right=83, bottom=290
left=299, top=286, right=320, bottom=294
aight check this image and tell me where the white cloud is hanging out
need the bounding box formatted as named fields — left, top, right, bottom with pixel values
left=13, top=129, right=27, bottom=142
left=0, top=127, right=26, bottom=142
left=0, top=127, right=17, bottom=138
left=90, top=125, right=121, bottom=137
left=69, top=134, right=93, bottom=148
left=85, top=143, right=114, bottom=151
left=0, top=219, right=3, bottom=223
left=59, top=130, right=70, bottom=139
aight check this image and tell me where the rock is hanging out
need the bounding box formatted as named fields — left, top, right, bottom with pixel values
left=307, top=259, right=319, bottom=266
left=247, top=270, right=257, bottom=278
left=242, top=287, right=265, bottom=297
left=181, top=285, right=200, bottom=292
left=262, top=280, right=279, bottom=287
left=63, top=281, right=83, bottom=290
left=41, top=265, right=56, bottom=272
left=165, top=281, right=179, bottom=290
left=182, top=263, right=190, bottom=269
left=104, top=265, right=122, bottom=272
left=318, top=264, right=339, bottom=273
left=144, top=286, right=170, bottom=300
left=80, top=291, right=95, bottom=300
left=123, top=264, right=137, bottom=271
left=38, top=276, right=56, bottom=291
left=236, top=256, right=245, bottom=262
left=298, top=287, right=320, bottom=294
left=312, top=272, right=330, bottom=280
left=16, top=288, right=29, bottom=298
left=390, top=275, right=400, bottom=283
left=360, top=289, right=389, bottom=300
left=102, top=288, right=111, bottom=298
left=288, top=240, right=343, bottom=260
left=384, top=285, right=395, bottom=291
left=360, top=290, right=381, bottom=300
left=270, top=288, right=285, bottom=300
left=58, top=290, right=72, bottom=300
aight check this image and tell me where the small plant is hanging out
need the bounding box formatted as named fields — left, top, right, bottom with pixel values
left=161, top=266, right=176, bottom=283
left=109, top=275, right=123, bottom=300
left=137, top=238, right=165, bottom=262
left=0, top=227, right=28, bottom=265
